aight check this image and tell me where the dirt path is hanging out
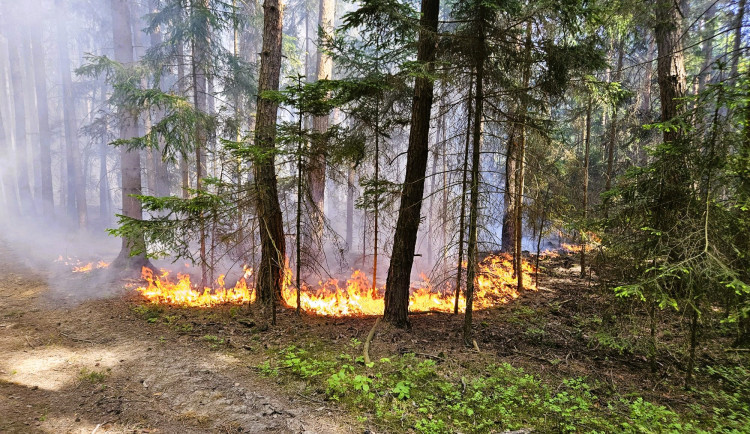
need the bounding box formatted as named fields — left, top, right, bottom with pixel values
left=0, top=241, right=346, bottom=434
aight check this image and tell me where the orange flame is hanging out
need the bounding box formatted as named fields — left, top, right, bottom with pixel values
left=136, top=266, right=256, bottom=307
left=133, top=254, right=537, bottom=316
left=57, top=255, right=111, bottom=273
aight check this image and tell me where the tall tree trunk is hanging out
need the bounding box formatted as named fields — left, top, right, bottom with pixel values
left=580, top=95, right=592, bottom=278
left=177, top=42, right=190, bottom=198
left=501, top=121, right=517, bottom=253
left=7, top=5, right=33, bottom=216
left=306, top=0, right=335, bottom=255
left=463, top=26, right=485, bottom=346
left=654, top=0, right=688, bottom=222
left=454, top=73, right=473, bottom=315
left=383, top=0, right=440, bottom=328
left=149, top=0, right=171, bottom=198
left=55, top=0, right=87, bottom=228
left=697, top=3, right=716, bottom=94
left=30, top=4, right=54, bottom=218
left=346, top=162, right=355, bottom=249
left=730, top=0, right=746, bottom=84
left=513, top=21, right=532, bottom=289
left=192, top=0, right=210, bottom=287
left=22, top=31, right=42, bottom=216
left=604, top=42, right=624, bottom=219
left=111, top=0, right=148, bottom=270
left=0, top=42, right=18, bottom=215
left=253, top=0, right=287, bottom=307
left=99, top=82, right=111, bottom=226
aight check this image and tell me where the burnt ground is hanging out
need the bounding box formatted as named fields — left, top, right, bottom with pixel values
left=0, top=240, right=348, bottom=433
left=1, top=236, right=746, bottom=433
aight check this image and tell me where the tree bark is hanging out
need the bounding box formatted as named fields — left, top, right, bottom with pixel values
left=111, top=0, right=148, bottom=270
left=55, top=0, right=87, bottom=228
left=580, top=95, right=592, bottom=278
left=604, top=42, right=624, bottom=219
left=383, top=0, right=440, bottom=328
left=306, top=0, right=336, bottom=256
left=346, top=162, right=355, bottom=249
left=463, top=28, right=485, bottom=346
left=30, top=3, right=54, bottom=218
left=514, top=21, right=532, bottom=289
left=7, top=4, right=34, bottom=216
left=192, top=0, right=210, bottom=286
left=454, top=73, right=473, bottom=314
left=697, top=2, right=716, bottom=94
left=253, top=0, right=287, bottom=306
left=654, top=0, right=688, bottom=223
left=0, top=35, right=18, bottom=215
left=729, top=0, right=746, bottom=84
left=655, top=0, right=687, bottom=146
left=501, top=121, right=517, bottom=253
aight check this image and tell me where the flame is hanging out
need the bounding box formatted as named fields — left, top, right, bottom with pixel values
left=136, top=266, right=256, bottom=306
left=133, top=253, right=537, bottom=316
left=56, top=256, right=111, bottom=273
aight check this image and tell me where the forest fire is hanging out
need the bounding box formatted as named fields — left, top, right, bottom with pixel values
left=133, top=254, right=535, bottom=316
left=56, top=256, right=111, bottom=273
left=137, top=267, right=256, bottom=306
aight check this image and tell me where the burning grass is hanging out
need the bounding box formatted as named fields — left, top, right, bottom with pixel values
left=55, top=256, right=111, bottom=273
left=134, top=253, right=537, bottom=316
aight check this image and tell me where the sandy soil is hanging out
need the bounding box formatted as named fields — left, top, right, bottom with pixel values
left=0, top=240, right=347, bottom=434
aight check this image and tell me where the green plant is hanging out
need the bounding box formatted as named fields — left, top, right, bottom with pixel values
left=79, top=368, right=109, bottom=383
left=202, top=334, right=225, bottom=349
left=131, top=304, right=162, bottom=322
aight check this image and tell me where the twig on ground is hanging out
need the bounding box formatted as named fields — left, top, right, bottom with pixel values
left=91, top=420, right=111, bottom=434
left=363, top=317, right=381, bottom=365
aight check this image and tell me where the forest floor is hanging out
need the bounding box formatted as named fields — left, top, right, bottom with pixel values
left=1, top=236, right=748, bottom=433
left=0, top=240, right=349, bottom=433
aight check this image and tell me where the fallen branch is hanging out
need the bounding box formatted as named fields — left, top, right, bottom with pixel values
left=414, top=352, right=446, bottom=362
left=363, top=317, right=381, bottom=365
left=725, top=348, right=750, bottom=352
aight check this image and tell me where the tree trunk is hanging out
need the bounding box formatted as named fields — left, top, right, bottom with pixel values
left=580, top=95, right=592, bottom=278
left=383, top=0, right=440, bottom=328
left=346, top=162, right=355, bottom=249
left=253, top=0, right=287, bottom=307
left=454, top=73, right=473, bottom=314
left=604, top=42, right=624, bottom=219
left=0, top=40, right=18, bottom=215
left=463, top=30, right=485, bottom=346
left=729, top=0, right=746, bottom=84
left=99, top=82, right=112, bottom=227
left=192, top=0, right=210, bottom=287
left=7, top=6, right=34, bottom=216
left=30, top=4, right=54, bottom=218
left=654, top=0, right=688, bottom=226
left=655, top=0, right=687, bottom=146
left=501, top=121, right=517, bottom=253
left=177, top=42, right=190, bottom=198
left=697, top=2, right=716, bottom=94
left=513, top=21, right=532, bottom=289
left=55, top=0, right=87, bottom=228
left=306, top=0, right=336, bottom=256
left=111, top=0, right=148, bottom=270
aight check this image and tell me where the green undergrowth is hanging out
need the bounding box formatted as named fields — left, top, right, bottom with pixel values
left=258, top=342, right=750, bottom=433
